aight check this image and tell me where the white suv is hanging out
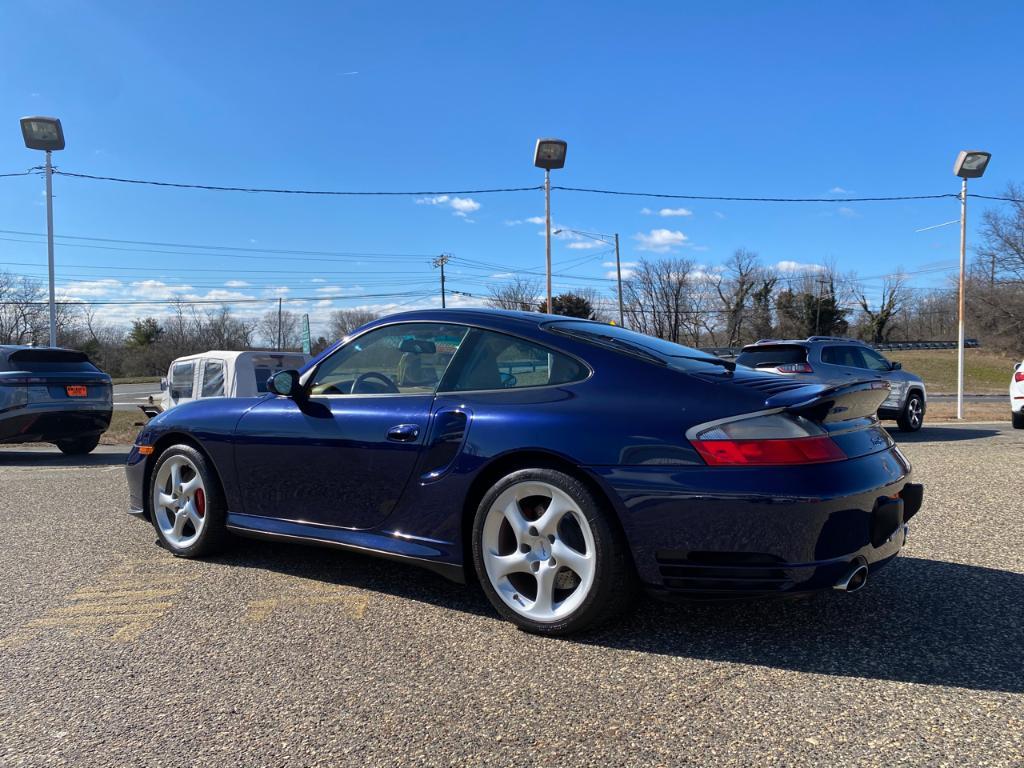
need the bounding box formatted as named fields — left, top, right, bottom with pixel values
left=1012, top=360, right=1024, bottom=429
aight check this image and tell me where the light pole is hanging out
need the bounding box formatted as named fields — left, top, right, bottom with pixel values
left=952, top=150, right=991, bottom=420
left=553, top=228, right=624, bottom=326
left=433, top=253, right=451, bottom=308
left=20, top=117, right=65, bottom=347
left=533, top=139, right=567, bottom=314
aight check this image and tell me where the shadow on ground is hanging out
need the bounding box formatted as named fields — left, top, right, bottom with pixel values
left=892, top=426, right=1003, bottom=443
left=219, top=540, right=1022, bottom=694
left=0, top=447, right=130, bottom=467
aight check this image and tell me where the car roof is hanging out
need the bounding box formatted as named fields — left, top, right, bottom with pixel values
left=169, top=350, right=309, bottom=363
left=742, top=336, right=870, bottom=349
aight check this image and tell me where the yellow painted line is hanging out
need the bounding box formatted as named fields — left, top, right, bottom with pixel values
left=69, top=588, right=179, bottom=601
left=50, top=601, right=174, bottom=616
left=26, top=613, right=165, bottom=628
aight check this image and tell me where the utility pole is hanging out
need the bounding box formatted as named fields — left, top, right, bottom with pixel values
left=544, top=170, right=552, bottom=313
left=957, top=177, right=968, bottom=420
left=277, top=297, right=283, bottom=349
left=433, top=253, right=451, bottom=308
left=44, top=150, right=56, bottom=347
left=815, top=277, right=827, bottom=336
left=613, top=233, right=624, bottom=327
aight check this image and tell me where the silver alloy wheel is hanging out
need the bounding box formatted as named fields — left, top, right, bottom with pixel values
left=152, top=454, right=207, bottom=549
left=481, top=480, right=596, bottom=623
left=907, top=397, right=923, bottom=428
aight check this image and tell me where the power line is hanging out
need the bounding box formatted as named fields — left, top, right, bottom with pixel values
left=551, top=185, right=959, bottom=203
left=51, top=170, right=543, bottom=197
left=0, top=290, right=432, bottom=307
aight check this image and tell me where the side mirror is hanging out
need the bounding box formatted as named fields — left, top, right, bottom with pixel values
left=159, top=377, right=168, bottom=391
left=890, top=361, right=902, bottom=371
left=268, top=369, right=302, bottom=398
left=1015, top=362, right=1021, bottom=372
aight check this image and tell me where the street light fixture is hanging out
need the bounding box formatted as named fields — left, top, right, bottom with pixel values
left=553, top=228, right=624, bottom=327
left=534, top=138, right=567, bottom=314
left=953, top=149, right=991, bottom=420
left=20, top=116, right=65, bottom=347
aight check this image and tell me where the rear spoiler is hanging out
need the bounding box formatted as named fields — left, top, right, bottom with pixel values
left=764, top=379, right=890, bottom=423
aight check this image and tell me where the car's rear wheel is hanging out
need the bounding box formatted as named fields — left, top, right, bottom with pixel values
left=1013, top=410, right=1024, bottom=429
left=472, top=468, right=635, bottom=635
left=149, top=444, right=227, bottom=558
left=55, top=434, right=101, bottom=455
left=897, top=392, right=925, bottom=432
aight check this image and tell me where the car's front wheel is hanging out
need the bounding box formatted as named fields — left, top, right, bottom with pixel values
left=897, top=392, right=925, bottom=432
left=471, top=468, right=635, bottom=635
left=56, top=434, right=101, bottom=455
left=149, top=444, right=227, bottom=558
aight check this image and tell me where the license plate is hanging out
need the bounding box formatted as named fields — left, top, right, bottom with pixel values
left=66, top=385, right=87, bottom=397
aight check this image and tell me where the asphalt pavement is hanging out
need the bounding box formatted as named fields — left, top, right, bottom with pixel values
left=1, top=424, right=1022, bottom=767
left=112, top=382, right=162, bottom=412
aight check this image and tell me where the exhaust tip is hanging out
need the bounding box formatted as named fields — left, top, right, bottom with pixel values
left=834, top=564, right=869, bottom=593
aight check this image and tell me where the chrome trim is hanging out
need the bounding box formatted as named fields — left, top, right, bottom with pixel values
left=683, top=407, right=786, bottom=443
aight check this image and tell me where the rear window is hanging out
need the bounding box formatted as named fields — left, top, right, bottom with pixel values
left=6, top=348, right=98, bottom=372
left=547, top=321, right=726, bottom=371
left=170, top=362, right=195, bottom=399
left=736, top=345, right=808, bottom=369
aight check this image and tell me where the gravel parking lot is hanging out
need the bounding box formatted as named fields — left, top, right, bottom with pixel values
left=1, top=424, right=1022, bottom=767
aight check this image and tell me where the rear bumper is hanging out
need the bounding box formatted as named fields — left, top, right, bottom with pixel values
left=587, top=447, right=920, bottom=598
left=0, top=403, right=112, bottom=444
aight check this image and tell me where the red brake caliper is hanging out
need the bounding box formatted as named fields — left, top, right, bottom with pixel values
left=194, top=487, right=206, bottom=518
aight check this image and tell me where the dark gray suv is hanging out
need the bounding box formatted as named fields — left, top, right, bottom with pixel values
left=736, top=336, right=926, bottom=431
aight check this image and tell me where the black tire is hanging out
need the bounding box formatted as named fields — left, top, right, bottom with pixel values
left=1013, top=410, right=1024, bottom=429
left=896, top=392, right=925, bottom=432
left=56, top=434, right=101, bottom=455
left=148, top=444, right=228, bottom=558
left=471, top=467, right=636, bottom=636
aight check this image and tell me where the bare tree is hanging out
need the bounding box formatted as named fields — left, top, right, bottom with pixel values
left=856, top=274, right=907, bottom=344
left=328, top=309, right=380, bottom=340
left=257, top=308, right=301, bottom=349
left=710, top=249, right=762, bottom=346
left=622, top=258, right=697, bottom=343
left=486, top=277, right=541, bottom=312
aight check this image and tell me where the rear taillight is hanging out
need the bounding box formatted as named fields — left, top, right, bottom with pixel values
left=0, top=377, right=48, bottom=386
left=1015, top=371, right=1024, bottom=383
left=775, top=362, right=814, bottom=374
left=688, top=411, right=846, bottom=466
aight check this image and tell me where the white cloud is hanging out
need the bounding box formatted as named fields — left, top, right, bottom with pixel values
left=316, top=285, right=342, bottom=294
left=264, top=286, right=291, bottom=296
left=830, top=186, right=853, bottom=195
left=59, top=279, right=122, bottom=298
left=131, top=280, right=194, bottom=299
left=640, top=208, right=653, bottom=215
left=316, top=299, right=333, bottom=307
left=417, top=194, right=480, bottom=219
left=566, top=241, right=600, bottom=250
left=526, top=216, right=545, bottom=225
left=606, top=269, right=635, bottom=279
left=776, top=260, right=825, bottom=274
left=182, top=289, right=256, bottom=302
left=634, top=228, right=688, bottom=252
left=603, top=261, right=638, bottom=268
left=713, top=211, right=726, bottom=220
left=310, top=278, right=326, bottom=283
left=224, top=279, right=250, bottom=288
left=658, top=207, right=692, bottom=217
left=838, top=206, right=859, bottom=218
left=490, top=272, right=515, bottom=278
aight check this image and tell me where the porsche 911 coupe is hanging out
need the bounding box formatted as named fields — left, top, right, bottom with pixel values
left=125, top=309, right=923, bottom=635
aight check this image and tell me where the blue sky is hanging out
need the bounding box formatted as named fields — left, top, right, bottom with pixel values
left=1, top=1, right=1021, bottom=335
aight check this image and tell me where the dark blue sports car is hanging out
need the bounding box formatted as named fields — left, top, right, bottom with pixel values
left=125, top=309, right=922, bottom=634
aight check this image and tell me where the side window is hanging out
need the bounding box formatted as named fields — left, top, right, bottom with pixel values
left=820, top=347, right=839, bottom=365
left=201, top=360, right=225, bottom=397
left=310, top=323, right=468, bottom=396
left=860, top=348, right=892, bottom=372
left=824, top=346, right=864, bottom=368
left=170, top=362, right=195, bottom=399
left=444, top=330, right=588, bottom=392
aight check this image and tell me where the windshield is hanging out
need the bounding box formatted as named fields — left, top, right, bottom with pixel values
left=547, top=321, right=728, bottom=371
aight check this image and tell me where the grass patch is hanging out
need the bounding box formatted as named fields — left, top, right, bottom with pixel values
left=885, top=349, right=1019, bottom=394
left=100, top=410, right=146, bottom=446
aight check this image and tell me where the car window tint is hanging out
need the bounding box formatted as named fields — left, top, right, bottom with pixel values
left=860, top=348, right=892, bottom=372
left=201, top=360, right=225, bottom=397
left=443, top=329, right=587, bottom=392
left=311, top=323, right=468, bottom=396
left=171, top=362, right=195, bottom=399
left=251, top=354, right=306, bottom=392
left=821, top=346, right=864, bottom=368
left=736, top=345, right=808, bottom=368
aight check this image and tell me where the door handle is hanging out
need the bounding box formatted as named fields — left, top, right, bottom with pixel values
left=387, top=424, right=420, bottom=442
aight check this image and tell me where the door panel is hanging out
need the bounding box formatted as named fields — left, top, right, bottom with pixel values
left=232, top=394, right=433, bottom=529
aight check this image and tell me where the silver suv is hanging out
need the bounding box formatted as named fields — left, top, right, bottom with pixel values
left=736, top=336, right=927, bottom=432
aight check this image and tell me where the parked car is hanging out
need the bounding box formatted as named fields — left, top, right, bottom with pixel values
left=153, top=350, right=310, bottom=415
left=736, top=336, right=927, bottom=432
left=1011, top=360, right=1024, bottom=429
left=125, top=310, right=922, bottom=635
left=0, top=345, right=112, bottom=454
